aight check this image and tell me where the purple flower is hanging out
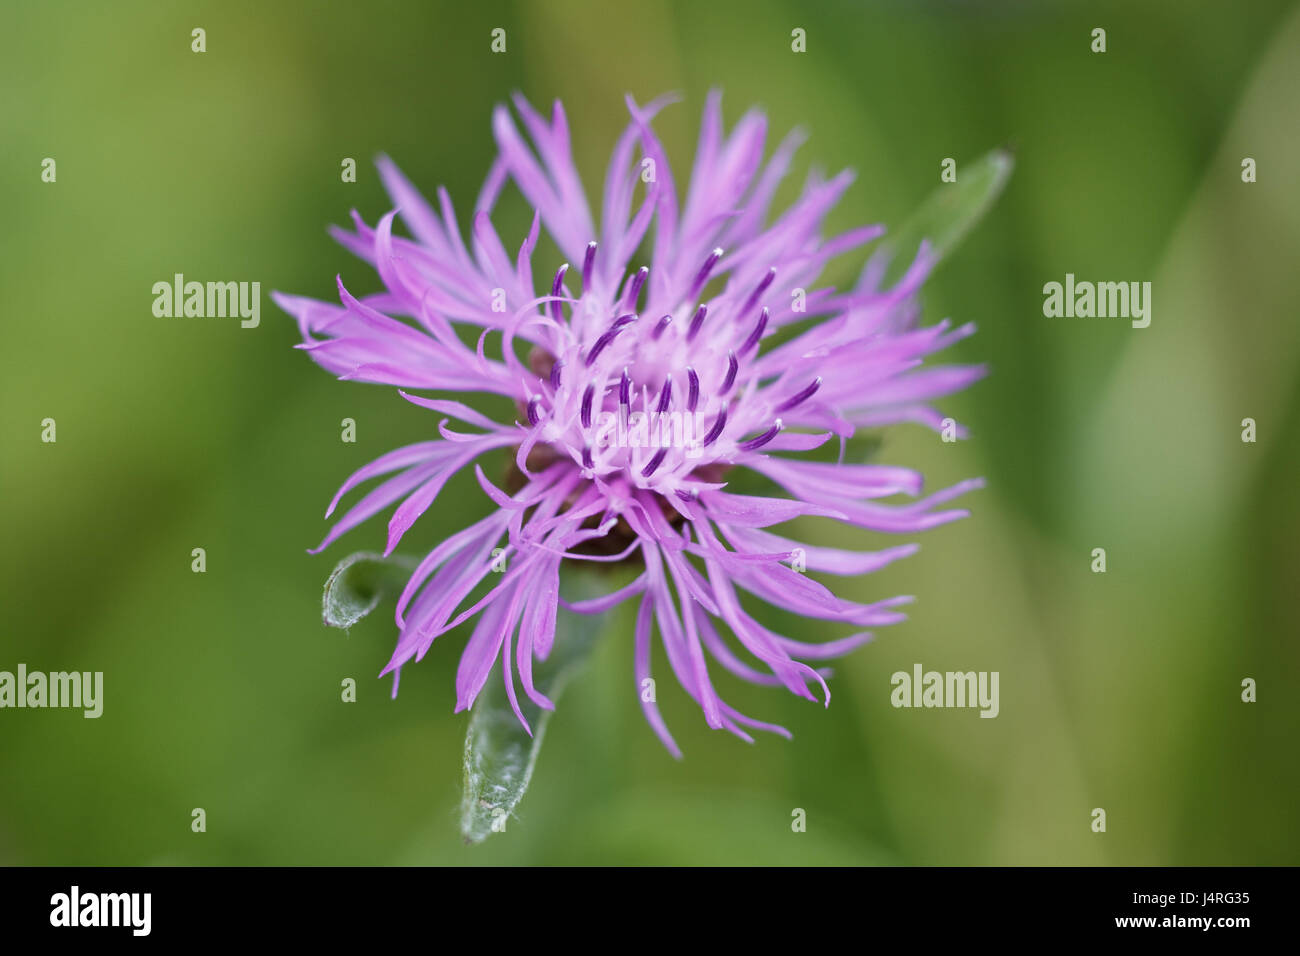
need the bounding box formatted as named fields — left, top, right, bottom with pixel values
left=275, top=93, right=985, bottom=757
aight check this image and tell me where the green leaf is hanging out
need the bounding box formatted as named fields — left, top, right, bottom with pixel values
left=321, top=551, right=418, bottom=630
left=872, top=147, right=1014, bottom=286
left=461, top=571, right=613, bottom=843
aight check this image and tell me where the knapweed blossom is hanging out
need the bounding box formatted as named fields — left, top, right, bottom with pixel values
left=276, top=93, right=985, bottom=757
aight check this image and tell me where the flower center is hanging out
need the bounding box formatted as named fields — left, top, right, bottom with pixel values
left=518, top=242, right=802, bottom=493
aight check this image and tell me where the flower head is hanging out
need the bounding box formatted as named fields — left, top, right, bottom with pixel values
left=276, top=93, right=985, bottom=756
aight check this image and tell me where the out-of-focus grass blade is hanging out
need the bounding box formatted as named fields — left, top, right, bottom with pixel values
left=872, top=147, right=1014, bottom=287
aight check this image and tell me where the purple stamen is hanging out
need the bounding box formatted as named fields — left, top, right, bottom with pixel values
left=582, top=446, right=594, bottom=470
left=675, top=488, right=696, bottom=503
left=624, top=266, right=649, bottom=310
left=641, top=448, right=669, bottom=478
left=702, top=408, right=728, bottom=446
left=719, top=351, right=738, bottom=395
left=550, top=360, right=565, bottom=392
left=526, top=396, right=543, bottom=426
left=619, top=367, right=631, bottom=407
left=687, top=247, right=724, bottom=300
left=775, top=376, right=821, bottom=412
left=738, top=419, right=783, bottom=452
left=739, top=307, right=769, bottom=356
left=686, top=304, right=708, bottom=342
left=656, top=375, right=673, bottom=413
left=585, top=323, right=628, bottom=366
left=686, top=367, right=700, bottom=411
left=549, top=263, right=568, bottom=322
left=580, top=384, right=595, bottom=428
left=738, top=267, right=776, bottom=321
left=582, top=241, right=597, bottom=293
left=652, top=315, right=673, bottom=339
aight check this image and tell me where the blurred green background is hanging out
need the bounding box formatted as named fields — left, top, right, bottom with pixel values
left=2, top=0, right=1298, bottom=865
